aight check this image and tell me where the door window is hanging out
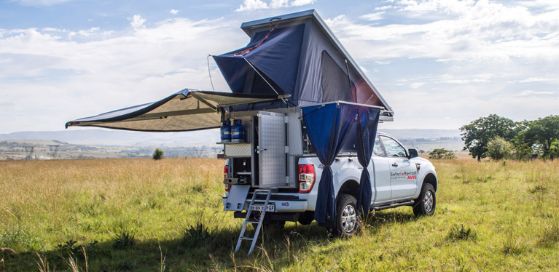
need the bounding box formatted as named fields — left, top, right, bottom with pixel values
left=380, top=136, right=407, bottom=158
left=373, top=137, right=386, bottom=157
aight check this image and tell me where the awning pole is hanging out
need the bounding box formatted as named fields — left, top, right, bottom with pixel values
left=207, top=54, right=216, bottom=92
left=242, top=57, right=288, bottom=105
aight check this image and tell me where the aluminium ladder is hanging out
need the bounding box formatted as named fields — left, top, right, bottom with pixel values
left=235, top=189, right=272, bottom=255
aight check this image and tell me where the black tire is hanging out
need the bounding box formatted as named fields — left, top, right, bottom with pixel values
left=413, top=183, right=436, bottom=216
left=297, top=211, right=314, bottom=225
left=333, top=194, right=360, bottom=237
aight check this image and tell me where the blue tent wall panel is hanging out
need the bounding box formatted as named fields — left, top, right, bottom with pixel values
left=302, top=102, right=380, bottom=227
left=355, top=107, right=380, bottom=217
left=302, top=103, right=358, bottom=227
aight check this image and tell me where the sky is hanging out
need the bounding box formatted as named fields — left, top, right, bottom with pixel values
left=0, top=0, right=558, bottom=133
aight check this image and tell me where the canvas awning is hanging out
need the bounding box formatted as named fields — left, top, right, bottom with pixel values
left=65, top=89, right=280, bottom=132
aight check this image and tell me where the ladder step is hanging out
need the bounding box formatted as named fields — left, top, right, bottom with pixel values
left=253, top=190, right=272, bottom=194
left=241, top=237, right=254, bottom=240
left=246, top=220, right=259, bottom=224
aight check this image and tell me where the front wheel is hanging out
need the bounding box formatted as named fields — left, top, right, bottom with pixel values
left=334, top=194, right=360, bottom=237
left=413, top=183, right=436, bottom=216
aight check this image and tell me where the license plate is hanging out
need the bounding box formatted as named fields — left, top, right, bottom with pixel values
left=250, top=204, right=275, bottom=212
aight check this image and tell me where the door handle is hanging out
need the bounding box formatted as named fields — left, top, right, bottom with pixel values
left=391, top=162, right=398, bottom=167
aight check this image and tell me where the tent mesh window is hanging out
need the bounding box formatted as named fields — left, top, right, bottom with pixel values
left=320, top=51, right=355, bottom=103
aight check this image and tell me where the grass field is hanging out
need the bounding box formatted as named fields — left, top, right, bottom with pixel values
left=1, top=158, right=558, bottom=271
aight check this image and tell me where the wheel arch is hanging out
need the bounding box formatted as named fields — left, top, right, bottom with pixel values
left=337, top=179, right=360, bottom=202
left=423, top=172, right=438, bottom=192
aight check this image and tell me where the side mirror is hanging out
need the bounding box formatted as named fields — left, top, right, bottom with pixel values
left=408, top=148, right=418, bottom=159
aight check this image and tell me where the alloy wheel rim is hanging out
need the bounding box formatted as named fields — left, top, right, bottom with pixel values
left=423, top=191, right=434, bottom=213
left=341, top=204, right=357, bottom=233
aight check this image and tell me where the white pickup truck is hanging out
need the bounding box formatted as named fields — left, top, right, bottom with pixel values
left=224, top=131, right=438, bottom=236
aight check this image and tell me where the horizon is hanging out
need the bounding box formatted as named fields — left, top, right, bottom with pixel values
left=1, top=0, right=558, bottom=134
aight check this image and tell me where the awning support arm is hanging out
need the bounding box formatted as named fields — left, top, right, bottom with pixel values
left=242, top=57, right=288, bottom=105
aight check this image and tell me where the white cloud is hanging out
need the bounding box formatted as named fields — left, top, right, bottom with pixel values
left=291, top=0, right=315, bottom=7
left=236, top=0, right=315, bottom=11
left=270, top=0, right=289, bottom=8
left=360, top=11, right=385, bottom=21
left=514, top=90, right=555, bottom=97
left=129, top=15, right=146, bottom=29
left=325, top=1, right=559, bottom=61
left=236, top=0, right=269, bottom=11
left=410, top=82, right=425, bottom=89
left=0, top=18, right=243, bottom=132
left=169, top=9, right=179, bottom=15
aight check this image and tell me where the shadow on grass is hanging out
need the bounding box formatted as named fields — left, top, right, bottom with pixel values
left=1, top=224, right=327, bottom=271
left=1, top=211, right=417, bottom=271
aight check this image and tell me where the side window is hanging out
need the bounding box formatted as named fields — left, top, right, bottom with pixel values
left=320, top=51, right=353, bottom=102
left=380, top=136, right=407, bottom=158
left=373, top=137, right=385, bottom=157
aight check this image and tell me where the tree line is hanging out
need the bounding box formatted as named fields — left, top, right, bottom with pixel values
left=460, top=114, right=559, bottom=161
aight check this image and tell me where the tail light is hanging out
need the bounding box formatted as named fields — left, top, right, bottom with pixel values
left=224, top=164, right=231, bottom=192
left=298, top=164, right=316, bottom=193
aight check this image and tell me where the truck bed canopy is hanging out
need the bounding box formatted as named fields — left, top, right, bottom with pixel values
left=65, top=89, right=280, bottom=132
left=213, top=10, right=392, bottom=115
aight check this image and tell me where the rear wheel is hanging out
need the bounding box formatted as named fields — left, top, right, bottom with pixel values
left=297, top=211, right=314, bottom=225
left=334, top=194, right=360, bottom=237
left=413, top=183, right=436, bottom=216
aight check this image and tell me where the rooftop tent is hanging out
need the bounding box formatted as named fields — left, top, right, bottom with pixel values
left=65, top=89, right=280, bottom=132
left=213, top=9, right=393, bottom=119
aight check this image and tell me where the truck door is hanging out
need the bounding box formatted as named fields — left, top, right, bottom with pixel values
left=257, top=111, right=287, bottom=188
left=371, top=136, right=392, bottom=203
left=380, top=136, right=418, bottom=200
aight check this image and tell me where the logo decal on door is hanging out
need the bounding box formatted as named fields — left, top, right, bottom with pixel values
left=391, top=171, right=418, bottom=181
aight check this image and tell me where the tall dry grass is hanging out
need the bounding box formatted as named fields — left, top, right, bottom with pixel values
left=0, top=158, right=558, bottom=271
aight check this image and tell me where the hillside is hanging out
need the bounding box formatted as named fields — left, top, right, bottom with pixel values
left=0, top=129, right=463, bottom=160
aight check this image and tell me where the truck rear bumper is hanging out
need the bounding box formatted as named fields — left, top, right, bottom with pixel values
left=222, top=197, right=309, bottom=212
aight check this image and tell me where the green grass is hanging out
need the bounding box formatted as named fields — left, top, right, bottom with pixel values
left=0, top=158, right=558, bottom=271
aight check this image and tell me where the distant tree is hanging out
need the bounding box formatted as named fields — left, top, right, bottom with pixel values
left=152, top=148, right=164, bottom=160
left=428, top=148, right=456, bottom=160
left=511, top=120, right=533, bottom=160
left=460, top=114, right=516, bottom=161
left=549, top=139, right=559, bottom=160
left=519, top=115, right=559, bottom=159
left=486, top=137, right=513, bottom=160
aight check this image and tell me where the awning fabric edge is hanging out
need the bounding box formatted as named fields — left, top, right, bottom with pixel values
left=65, top=89, right=281, bottom=132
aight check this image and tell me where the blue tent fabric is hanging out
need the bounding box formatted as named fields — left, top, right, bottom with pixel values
left=213, top=25, right=304, bottom=96
left=302, top=102, right=380, bottom=227
left=355, top=107, right=380, bottom=217
left=302, top=103, right=358, bottom=227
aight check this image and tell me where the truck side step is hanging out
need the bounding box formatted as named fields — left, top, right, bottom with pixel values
left=234, top=189, right=272, bottom=255
left=373, top=200, right=414, bottom=211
